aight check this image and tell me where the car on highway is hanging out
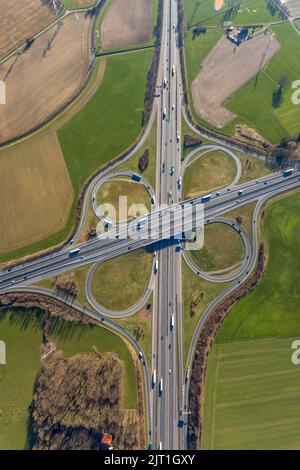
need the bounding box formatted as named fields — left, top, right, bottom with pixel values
left=162, top=161, right=166, bottom=173
left=170, top=166, right=174, bottom=176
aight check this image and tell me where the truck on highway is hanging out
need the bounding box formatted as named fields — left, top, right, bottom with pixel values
left=238, top=189, right=244, bottom=196
left=163, top=77, right=167, bottom=88
left=152, top=369, right=156, bottom=388
left=163, top=108, right=167, bottom=119
left=176, top=133, right=180, bottom=143
left=170, top=313, right=175, bottom=330
left=172, top=64, right=176, bottom=76
left=154, top=260, right=158, bottom=274
left=283, top=168, right=294, bottom=177
left=132, top=173, right=142, bottom=182
left=159, top=378, right=163, bottom=395
left=69, top=248, right=80, bottom=257
left=151, top=195, right=156, bottom=206
left=201, top=194, right=212, bottom=203
left=185, top=366, right=190, bottom=383
left=177, top=177, right=182, bottom=189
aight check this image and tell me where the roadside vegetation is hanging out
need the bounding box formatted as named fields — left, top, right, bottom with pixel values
left=202, top=190, right=300, bottom=449
left=91, top=250, right=153, bottom=311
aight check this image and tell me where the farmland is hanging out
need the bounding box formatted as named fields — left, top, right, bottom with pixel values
left=202, top=191, right=300, bottom=449
left=0, top=13, right=91, bottom=143
left=202, top=338, right=300, bottom=449
left=0, top=0, right=57, bottom=61
left=184, top=0, right=282, bottom=28
left=100, top=0, right=154, bottom=50
left=0, top=133, right=74, bottom=258
left=185, top=1, right=300, bottom=143
left=191, top=33, right=280, bottom=128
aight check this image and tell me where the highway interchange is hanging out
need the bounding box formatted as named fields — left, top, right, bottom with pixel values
left=1, top=0, right=300, bottom=451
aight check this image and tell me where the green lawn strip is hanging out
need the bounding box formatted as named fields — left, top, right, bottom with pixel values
left=62, top=0, right=97, bottom=9
left=50, top=317, right=137, bottom=410
left=182, top=258, right=231, bottom=364
left=117, top=117, right=157, bottom=190
left=190, top=223, right=245, bottom=272
left=91, top=249, right=153, bottom=311
left=202, top=338, right=300, bottom=449
left=184, top=0, right=282, bottom=29
left=0, top=309, right=44, bottom=450
left=182, top=150, right=237, bottom=198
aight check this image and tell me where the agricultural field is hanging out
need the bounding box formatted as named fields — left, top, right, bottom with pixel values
left=0, top=0, right=58, bottom=61
left=0, top=13, right=91, bottom=143
left=202, top=191, right=300, bottom=449
left=202, top=338, right=300, bottom=449
left=0, top=133, right=74, bottom=258
left=63, top=0, right=97, bottom=8
left=186, top=12, right=300, bottom=143
left=91, top=249, right=153, bottom=311
left=184, top=0, right=282, bottom=28
left=100, top=0, right=154, bottom=50
left=191, top=33, right=280, bottom=128
left=182, top=150, right=237, bottom=198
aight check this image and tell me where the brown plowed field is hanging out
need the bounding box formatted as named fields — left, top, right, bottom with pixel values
left=100, top=0, right=153, bottom=50
left=192, top=33, right=280, bottom=128
left=0, top=12, right=91, bottom=143
left=0, top=0, right=58, bottom=61
left=0, top=132, right=74, bottom=255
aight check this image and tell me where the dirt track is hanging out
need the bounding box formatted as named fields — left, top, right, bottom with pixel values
left=0, top=0, right=57, bottom=61
left=100, top=0, right=153, bottom=49
left=192, top=33, right=280, bottom=128
left=0, top=12, right=91, bottom=143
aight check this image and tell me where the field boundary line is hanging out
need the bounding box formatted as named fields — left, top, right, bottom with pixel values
left=219, top=367, right=300, bottom=383
left=216, top=391, right=300, bottom=408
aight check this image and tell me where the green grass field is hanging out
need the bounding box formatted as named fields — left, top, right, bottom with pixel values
left=59, top=50, right=153, bottom=196
left=202, top=190, right=300, bottom=449
left=0, top=310, right=44, bottom=450
left=183, top=150, right=237, bottom=198
left=190, top=223, right=245, bottom=272
left=91, top=249, right=153, bottom=311
left=202, top=337, right=300, bottom=449
left=184, top=0, right=282, bottom=29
